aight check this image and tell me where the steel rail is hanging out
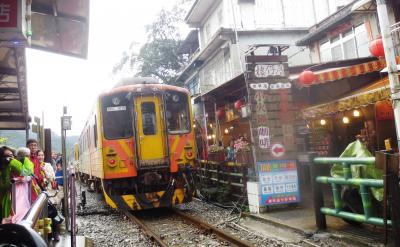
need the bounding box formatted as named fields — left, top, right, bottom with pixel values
left=172, top=208, right=254, bottom=247
left=120, top=209, right=168, bottom=247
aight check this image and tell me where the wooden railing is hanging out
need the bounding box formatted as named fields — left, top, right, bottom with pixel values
left=196, top=160, right=256, bottom=200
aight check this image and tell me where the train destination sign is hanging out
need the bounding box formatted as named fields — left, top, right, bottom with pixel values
left=107, top=106, right=127, bottom=112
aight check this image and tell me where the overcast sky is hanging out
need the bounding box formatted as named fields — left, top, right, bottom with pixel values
left=26, top=0, right=181, bottom=136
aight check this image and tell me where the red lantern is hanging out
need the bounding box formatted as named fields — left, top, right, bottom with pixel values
left=234, top=99, right=244, bottom=110
left=216, top=109, right=225, bottom=118
left=369, top=38, right=385, bottom=57
left=376, top=101, right=394, bottom=120
left=298, top=70, right=315, bottom=86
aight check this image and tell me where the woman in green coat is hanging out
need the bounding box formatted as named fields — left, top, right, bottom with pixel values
left=0, top=146, right=22, bottom=223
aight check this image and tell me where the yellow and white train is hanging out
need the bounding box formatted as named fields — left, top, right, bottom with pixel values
left=77, top=78, right=197, bottom=210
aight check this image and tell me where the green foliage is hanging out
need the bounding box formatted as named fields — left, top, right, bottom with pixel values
left=113, top=0, right=193, bottom=86
left=0, top=130, right=78, bottom=153
left=0, top=137, right=7, bottom=145
left=137, top=39, right=186, bottom=86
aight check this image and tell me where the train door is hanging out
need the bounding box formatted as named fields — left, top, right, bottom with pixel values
left=135, top=96, right=166, bottom=164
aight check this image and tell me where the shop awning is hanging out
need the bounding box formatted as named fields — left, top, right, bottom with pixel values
left=302, top=77, right=390, bottom=119
left=292, top=57, right=400, bottom=86
left=0, top=46, right=29, bottom=130
left=31, top=0, right=90, bottom=59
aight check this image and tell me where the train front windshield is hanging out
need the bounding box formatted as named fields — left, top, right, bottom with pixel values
left=165, top=91, right=190, bottom=134
left=101, top=93, right=133, bottom=139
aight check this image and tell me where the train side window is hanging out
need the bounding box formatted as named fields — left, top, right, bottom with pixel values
left=141, top=102, right=157, bottom=135
left=165, top=91, right=190, bottom=134
left=87, top=129, right=91, bottom=149
left=94, top=116, right=98, bottom=148
left=101, top=93, right=133, bottom=139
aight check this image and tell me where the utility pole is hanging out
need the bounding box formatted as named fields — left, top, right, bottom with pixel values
left=375, top=0, right=400, bottom=149
left=44, top=128, right=52, bottom=163
left=33, top=116, right=41, bottom=145
left=61, top=106, right=72, bottom=231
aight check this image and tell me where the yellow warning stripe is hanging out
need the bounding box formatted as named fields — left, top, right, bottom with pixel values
left=171, top=136, right=180, bottom=153
left=118, top=140, right=132, bottom=157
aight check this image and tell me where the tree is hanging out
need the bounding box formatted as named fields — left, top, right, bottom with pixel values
left=113, top=1, right=193, bottom=86
left=0, top=137, right=7, bottom=145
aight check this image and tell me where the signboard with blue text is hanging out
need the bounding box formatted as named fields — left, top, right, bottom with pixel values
left=257, top=160, right=300, bottom=205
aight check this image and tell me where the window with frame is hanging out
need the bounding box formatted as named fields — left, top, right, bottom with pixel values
left=320, top=41, right=331, bottom=62
left=165, top=91, right=190, bottom=134
left=318, top=23, right=369, bottom=62
left=205, top=23, right=211, bottom=42
left=141, top=102, right=157, bottom=136
left=186, top=75, right=200, bottom=96
left=87, top=129, right=91, bottom=148
left=93, top=116, right=98, bottom=148
left=101, top=92, right=133, bottom=139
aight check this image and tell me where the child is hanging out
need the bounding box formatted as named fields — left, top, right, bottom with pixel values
left=55, top=162, right=63, bottom=188
left=54, top=162, right=64, bottom=207
left=52, top=162, right=64, bottom=241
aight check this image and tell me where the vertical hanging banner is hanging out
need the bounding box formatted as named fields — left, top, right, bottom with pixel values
left=245, top=45, right=296, bottom=160
left=0, top=0, right=30, bottom=41
left=245, top=45, right=300, bottom=206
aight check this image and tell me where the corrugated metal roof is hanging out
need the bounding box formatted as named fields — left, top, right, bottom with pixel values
left=0, top=44, right=29, bottom=130
left=31, top=0, right=89, bottom=59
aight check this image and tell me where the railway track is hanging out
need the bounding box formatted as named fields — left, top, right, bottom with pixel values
left=120, top=208, right=254, bottom=247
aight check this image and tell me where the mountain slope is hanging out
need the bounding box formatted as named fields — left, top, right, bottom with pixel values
left=0, top=130, right=79, bottom=153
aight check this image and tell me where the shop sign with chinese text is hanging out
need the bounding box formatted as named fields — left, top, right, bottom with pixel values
left=245, top=46, right=296, bottom=161
left=254, top=64, right=285, bottom=77
left=0, top=0, right=29, bottom=40
left=250, top=82, right=291, bottom=90
left=258, top=160, right=300, bottom=205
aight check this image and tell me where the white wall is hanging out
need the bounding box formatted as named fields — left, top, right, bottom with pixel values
left=191, top=0, right=356, bottom=93
left=196, top=30, right=312, bottom=94
left=308, top=13, right=379, bottom=63
left=197, top=0, right=355, bottom=49
left=199, top=1, right=224, bottom=48
left=199, top=45, right=233, bottom=93
left=222, top=0, right=355, bottom=31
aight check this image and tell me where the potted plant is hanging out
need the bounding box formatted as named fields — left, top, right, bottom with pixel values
left=207, top=144, right=225, bottom=163
left=234, top=137, right=253, bottom=164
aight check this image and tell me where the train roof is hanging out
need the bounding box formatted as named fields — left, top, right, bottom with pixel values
left=99, top=83, right=190, bottom=97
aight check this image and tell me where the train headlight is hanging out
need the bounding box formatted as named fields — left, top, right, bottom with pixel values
left=184, top=146, right=194, bottom=160
left=112, top=97, right=120, bottom=105
left=108, top=158, right=117, bottom=167
left=172, top=95, right=179, bottom=102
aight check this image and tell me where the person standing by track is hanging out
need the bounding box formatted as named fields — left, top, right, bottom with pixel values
left=0, top=146, right=22, bottom=223
left=26, top=139, right=43, bottom=203
left=9, top=147, right=34, bottom=223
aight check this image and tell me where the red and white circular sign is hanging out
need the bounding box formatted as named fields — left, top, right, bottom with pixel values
left=271, top=143, right=285, bottom=158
